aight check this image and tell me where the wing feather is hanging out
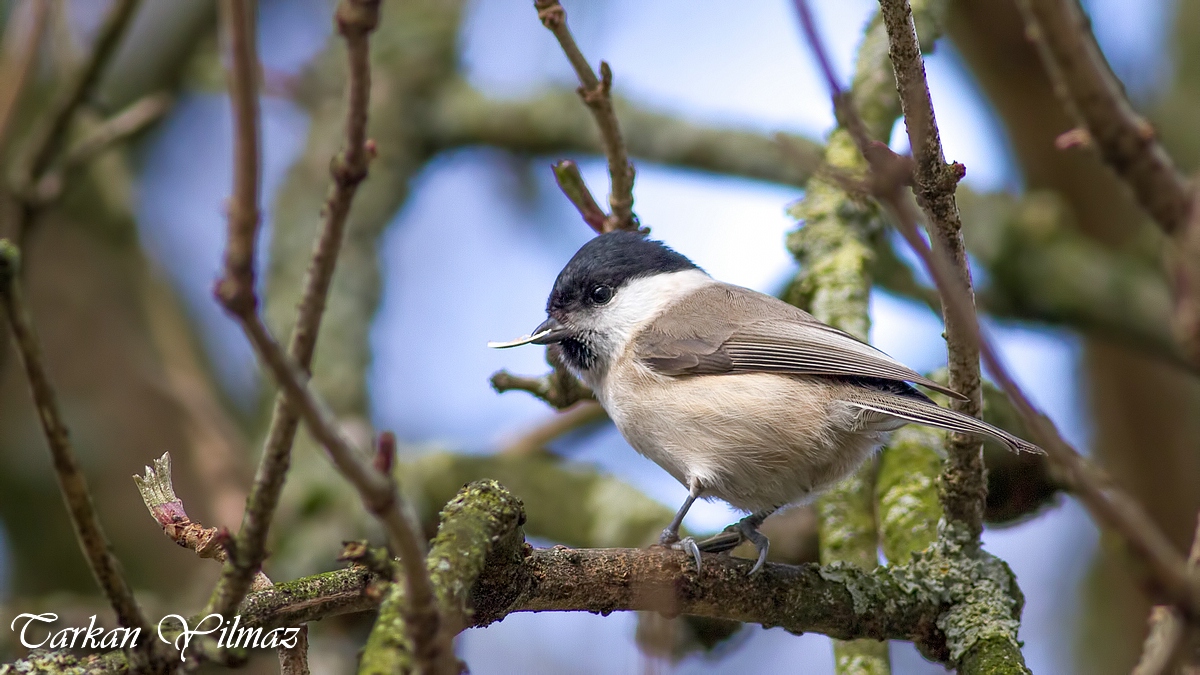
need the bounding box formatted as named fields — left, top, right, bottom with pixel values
left=843, top=391, right=1043, bottom=454
left=635, top=283, right=968, bottom=400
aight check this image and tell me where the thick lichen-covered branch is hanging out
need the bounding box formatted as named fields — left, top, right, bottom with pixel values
left=5, top=481, right=1034, bottom=674
left=360, top=480, right=524, bottom=674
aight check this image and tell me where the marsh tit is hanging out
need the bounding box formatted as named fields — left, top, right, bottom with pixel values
left=491, top=230, right=1040, bottom=574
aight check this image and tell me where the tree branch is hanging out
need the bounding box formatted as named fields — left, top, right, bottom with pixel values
left=1014, top=0, right=1194, bottom=235
left=1172, top=186, right=1200, bottom=366
left=0, top=241, right=154, bottom=664
left=213, top=0, right=261, bottom=315
left=208, top=0, right=452, bottom=670
left=0, top=0, right=52, bottom=155
left=134, top=452, right=308, bottom=673
left=427, top=81, right=821, bottom=189
left=216, top=0, right=381, bottom=636
left=7, top=480, right=1039, bottom=674
left=533, top=0, right=635, bottom=231
left=794, top=7, right=1200, bottom=625
left=877, top=0, right=986, bottom=540
left=551, top=159, right=607, bottom=233
left=17, top=0, right=142, bottom=183
left=27, top=92, right=173, bottom=205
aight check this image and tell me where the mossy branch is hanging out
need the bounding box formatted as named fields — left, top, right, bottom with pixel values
left=4, top=480, right=1034, bottom=673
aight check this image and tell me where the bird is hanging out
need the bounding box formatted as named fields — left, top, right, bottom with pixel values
left=490, top=230, right=1041, bottom=574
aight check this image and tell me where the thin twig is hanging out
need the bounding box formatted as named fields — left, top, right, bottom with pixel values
left=1172, top=185, right=1200, bottom=366
left=134, top=452, right=307, bottom=672
left=875, top=0, right=985, bottom=539
left=1013, top=0, right=1193, bottom=235
left=228, top=313, right=455, bottom=672
left=16, top=0, right=142, bottom=190
left=213, top=0, right=381, bottom=626
left=28, top=92, right=174, bottom=205
left=213, top=0, right=261, bottom=314
left=0, top=241, right=153, bottom=653
left=208, top=0, right=452, bottom=669
left=551, top=159, right=607, bottom=233
left=1133, top=513, right=1200, bottom=675
left=0, top=0, right=53, bottom=155
left=534, top=0, right=636, bottom=231
left=500, top=400, right=607, bottom=456
left=793, top=0, right=1200, bottom=621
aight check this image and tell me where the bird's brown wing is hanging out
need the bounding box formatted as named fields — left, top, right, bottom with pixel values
left=633, top=282, right=968, bottom=401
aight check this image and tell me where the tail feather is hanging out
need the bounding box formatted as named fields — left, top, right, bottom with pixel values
left=844, top=391, right=1044, bottom=455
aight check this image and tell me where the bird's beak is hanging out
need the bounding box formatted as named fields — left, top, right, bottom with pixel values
left=487, top=317, right=572, bottom=349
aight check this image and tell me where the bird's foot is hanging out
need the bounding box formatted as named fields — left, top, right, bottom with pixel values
left=659, top=528, right=704, bottom=571
left=669, top=537, right=703, bottom=571
left=696, top=515, right=770, bottom=575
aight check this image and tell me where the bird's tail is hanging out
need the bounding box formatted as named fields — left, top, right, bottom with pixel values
left=843, top=390, right=1043, bottom=454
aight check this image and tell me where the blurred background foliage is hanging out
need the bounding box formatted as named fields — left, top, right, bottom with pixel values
left=0, top=0, right=1196, bottom=673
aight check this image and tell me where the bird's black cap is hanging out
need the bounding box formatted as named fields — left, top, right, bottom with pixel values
left=547, top=231, right=700, bottom=313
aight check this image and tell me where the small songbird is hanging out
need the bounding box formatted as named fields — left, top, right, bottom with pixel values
left=491, top=230, right=1040, bottom=574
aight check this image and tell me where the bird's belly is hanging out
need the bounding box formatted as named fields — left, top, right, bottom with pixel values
left=600, top=370, right=885, bottom=513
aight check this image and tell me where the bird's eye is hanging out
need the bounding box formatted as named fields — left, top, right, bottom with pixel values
left=588, top=284, right=613, bottom=305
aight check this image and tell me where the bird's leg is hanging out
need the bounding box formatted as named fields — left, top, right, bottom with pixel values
left=696, top=508, right=776, bottom=575
left=660, top=480, right=703, bottom=570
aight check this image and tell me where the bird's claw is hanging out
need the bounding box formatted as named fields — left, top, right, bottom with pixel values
left=670, top=536, right=703, bottom=571
left=694, top=517, right=770, bottom=575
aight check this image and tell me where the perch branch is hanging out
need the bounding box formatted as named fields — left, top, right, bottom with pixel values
left=4, top=482, right=1034, bottom=674
left=534, top=0, right=636, bottom=231
left=877, top=0, right=986, bottom=539
left=1013, top=0, right=1193, bottom=235
left=0, top=242, right=152, bottom=656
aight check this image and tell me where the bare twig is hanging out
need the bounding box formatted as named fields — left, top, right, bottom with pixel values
left=208, top=0, right=452, bottom=669
left=1172, top=186, right=1200, bottom=366
left=1014, top=0, right=1193, bottom=235
left=534, top=0, right=636, bottom=231
left=1133, top=513, right=1200, bottom=675
left=875, top=0, right=985, bottom=539
left=491, top=367, right=594, bottom=410
left=500, top=400, right=607, bottom=456
left=216, top=0, right=381, bottom=629
left=794, top=0, right=1200, bottom=623
left=551, top=159, right=607, bottom=233
left=28, top=92, right=174, bottom=205
left=213, top=0, right=261, bottom=314
left=0, top=0, right=53, bottom=155
left=134, top=453, right=307, bottom=672
left=16, top=0, right=142, bottom=191
left=0, top=241, right=152, bottom=652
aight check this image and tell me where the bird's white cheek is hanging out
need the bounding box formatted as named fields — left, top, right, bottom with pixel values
left=595, top=269, right=714, bottom=353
